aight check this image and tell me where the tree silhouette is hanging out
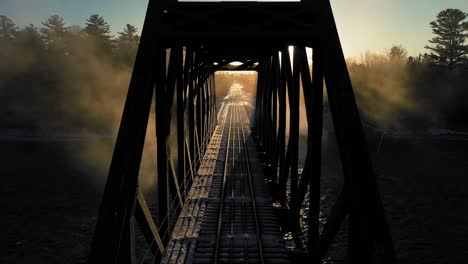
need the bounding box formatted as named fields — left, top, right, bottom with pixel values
left=68, top=25, right=85, bottom=37
left=115, top=24, right=140, bottom=65
left=118, top=24, right=139, bottom=43
left=386, top=45, right=408, bottom=64
left=425, top=9, right=468, bottom=70
left=85, top=14, right=113, bottom=54
left=41, top=15, right=69, bottom=37
left=0, top=15, right=18, bottom=41
left=41, top=15, right=70, bottom=51
left=16, top=24, right=45, bottom=51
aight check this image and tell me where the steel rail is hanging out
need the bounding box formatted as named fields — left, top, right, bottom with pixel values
left=214, top=105, right=233, bottom=264
left=238, top=103, right=265, bottom=264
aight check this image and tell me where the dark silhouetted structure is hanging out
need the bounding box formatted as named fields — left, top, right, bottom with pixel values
left=89, top=0, right=395, bottom=263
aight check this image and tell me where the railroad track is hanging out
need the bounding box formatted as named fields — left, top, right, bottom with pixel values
left=190, top=92, right=289, bottom=264
left=212, top=100, right=265, bottom=264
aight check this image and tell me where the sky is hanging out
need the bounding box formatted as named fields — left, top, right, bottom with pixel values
left=0, top=0, right=467, bottom=57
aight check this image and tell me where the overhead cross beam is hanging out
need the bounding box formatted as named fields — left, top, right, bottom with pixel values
left=156, top=1, right=319, bottom=48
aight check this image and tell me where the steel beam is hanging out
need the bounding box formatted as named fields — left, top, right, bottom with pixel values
left=88, top=1, right=160, bottom=262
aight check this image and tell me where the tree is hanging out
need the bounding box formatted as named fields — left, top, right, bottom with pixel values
left=386, top=45, right=408, bottom=64
left=118, top=24, right=139, bottom=43
left=41, top=14, right=69, bottom=37
left=16, top=24, right=45, bottom=51
left=0, top=15, right=18, bottom=41
left=68, top=25, right=85, bottom=37
left=115, top=24, right=140, bottom=65
left=424, top=9, right=468, bottom=70
left=40, top=15, right=70, bottom=51
left=84, top=14, right=113, bottom=53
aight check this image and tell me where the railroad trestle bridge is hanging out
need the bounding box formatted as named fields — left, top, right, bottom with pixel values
left=89, top=1, right=395, bottom=263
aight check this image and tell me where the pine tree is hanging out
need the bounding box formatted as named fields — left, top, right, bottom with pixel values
left=68, top=25, right=85, bottom=37
left=16, top=24, right=45, bottom=51
left=41, top=15, right=69, bottom=37
left=118, top=24, right=139, bottom=43
left=116, top=24, right=140, bottom=65
left=40, top=15, right=70, bottom=50
left=85, top=14, right=113, bottom=53
left=424, top=9, right=468, bottom=70
left=0, top=15, right=18, bottom=41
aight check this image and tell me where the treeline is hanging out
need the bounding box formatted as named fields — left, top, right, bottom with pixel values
left=0, top=14, right=140, bottom=67
left=0, top=14, right=139, bottom=132
left=1, top=8, right=467, bottom=132
left=215, top=71, right=258, bottom=98
left=350, top=8, right=468, bottom=130
left=349, top=47, right=468, bottom=130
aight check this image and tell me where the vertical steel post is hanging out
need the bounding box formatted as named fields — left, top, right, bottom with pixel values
left=255, top=63, right=265, bottom=144
left=301, top=46, right=324, bottom=260
left=271, top=54, right=280, bottom=182
left=279, top=46, right=293, bottom=201
left=188, top=51, right=197, bottom=168
left=277, top=49, right=288, bottom=201
left=88, top=1, right=160, bottom=262
left=289, top=47, right=301, bottom=238
left=317, top=0, right=395, bottom=262
left=176, top=46, right=185, bottom=198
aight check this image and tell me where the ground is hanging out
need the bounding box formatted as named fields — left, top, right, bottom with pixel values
left=1, top=132, right=467, bottom=263
left=374, top=136, right=468, bottom=263
left=0, top=141, right=107, bottom=264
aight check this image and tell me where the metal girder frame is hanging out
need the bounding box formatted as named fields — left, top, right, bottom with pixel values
left=256, top=45, right=396, bottom=262
left=89, top=0, right=395, bottom=263
left=88, top=3, right=218, bottom=263
left=156, top=1, right=319, bottom=48
left=88, top=1, right=160, bottom=262
left=253, top=2, right=395, bottom=264
left=152, top=1, right=322, bottom=72
left=135, top=188, right=165, bottom=255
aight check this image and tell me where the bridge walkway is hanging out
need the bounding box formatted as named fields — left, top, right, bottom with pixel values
left=162, top=87, right=289, bottom=264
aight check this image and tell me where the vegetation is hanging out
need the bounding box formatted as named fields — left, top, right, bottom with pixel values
left=350, top=44, right=468, bottom=130
left=116, top=24, right=140, bottom=66
left=215, top=71, right=258, bottom=97
left=345, top=8, right=468, bottom=130
left=0, top=8, right=467, bottom=133
left=424, top=9, right=468, bottom=70
left=84, top=14, right=114, bottom=56
left=0, top=15, right=17, bottom=40
left=0, top=14, right=140, bottom=132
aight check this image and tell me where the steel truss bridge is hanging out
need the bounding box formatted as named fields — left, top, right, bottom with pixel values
left=89, top=0, right=395, bottom=263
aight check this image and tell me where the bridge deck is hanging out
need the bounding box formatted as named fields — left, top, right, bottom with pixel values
left=162, top=88, right=289, bottom=264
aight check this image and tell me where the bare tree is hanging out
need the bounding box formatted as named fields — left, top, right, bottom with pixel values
left=386, top=45, right=408, bottom=64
